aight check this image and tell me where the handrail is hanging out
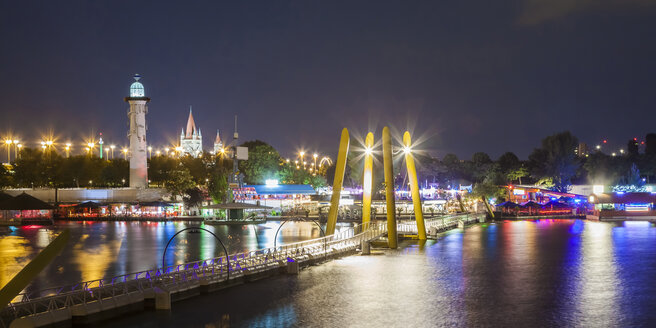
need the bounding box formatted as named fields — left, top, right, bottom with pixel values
left=6, top=221, right=386, bottom=306
left=2, top=215, right=466, bottom=319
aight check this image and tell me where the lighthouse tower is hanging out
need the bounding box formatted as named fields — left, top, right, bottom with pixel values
left=124, top=74, right=149, bottom=188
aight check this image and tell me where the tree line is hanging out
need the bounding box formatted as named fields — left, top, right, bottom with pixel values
left=0, top=140, right=329, bottom=205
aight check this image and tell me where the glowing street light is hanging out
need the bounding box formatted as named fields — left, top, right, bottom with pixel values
left=403, top=146, right=412, bottom=154
left=122, top=148, right=128, bottom=160
left=110, top=144, right=115, bottom=159
left=65, top=143, right=71, bottom=157
left=16, top=144, right=22, bottom=159
left=4, top=139, right=12, bottom=163
left=148, top=146, right=152, bottom=158
left=156, top=150, right=161, bottom=156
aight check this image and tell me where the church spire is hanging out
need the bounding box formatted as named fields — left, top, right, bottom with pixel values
left=185, top=106, right=197, bottom=139
left=215, top=129, right=221, bottom=144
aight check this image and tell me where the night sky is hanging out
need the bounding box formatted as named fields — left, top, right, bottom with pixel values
left=1, top=1, right=655, bottom=159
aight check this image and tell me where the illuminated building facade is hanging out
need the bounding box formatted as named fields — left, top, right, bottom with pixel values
left=213, top=130, right=223, bottom=154
left=180, top=108, right=203, bottom=157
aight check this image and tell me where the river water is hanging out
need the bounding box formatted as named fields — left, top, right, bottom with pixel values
left=0, top=220, right=346, bottom=295
left=3, top=219, right=656, bottom=327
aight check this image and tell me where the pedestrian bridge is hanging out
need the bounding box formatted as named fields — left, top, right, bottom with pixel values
left=0, top=213, right=483, bottom=328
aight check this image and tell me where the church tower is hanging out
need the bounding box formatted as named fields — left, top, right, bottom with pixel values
left=124, top=74, right=149, bottom=188
left=180, top=107, right=203, bottom=157
left=213, top=130, right=223, bottom=154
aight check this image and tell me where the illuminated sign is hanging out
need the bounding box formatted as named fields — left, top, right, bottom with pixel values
left=339, top=198, right=354, bottom=206
left=593, top=185, right=604, bottom=194
left=513, top=189, right=525, bottom=195
left=626, top=204, right=650, bottom=212
left=265, top=179, right=279, bottom=186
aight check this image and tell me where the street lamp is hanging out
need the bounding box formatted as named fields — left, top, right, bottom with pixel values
left=65, top=143, right=71, bottom=157
left=4, top=139, right=12, bottom=163
left=12, top=140, right=19, bottom=161
left=16, top=144, right=22, bottom=159
left=110, top=145, right=115, bottom=159
left=148, top=146, right=152, bottom=158
left=122, top=148, right=128, bottom=160
left=87, top=142, right=95, bottom=157
left=156, top=150, right=161, bottom=156
left=313, top=153, right=318, bottom=169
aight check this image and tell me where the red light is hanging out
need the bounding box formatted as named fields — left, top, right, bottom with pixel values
left=642, top=142, right=645, bottom=145
left=634, top=138, right=637, bottom=141
left=603, top=140, right=607, bottom=143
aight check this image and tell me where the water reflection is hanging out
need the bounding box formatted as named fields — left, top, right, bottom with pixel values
left=0, top=221, right=342, bottom=294
left=132, top=219, right=654, bottom=328
left=5, top=219, right=656, bottom=327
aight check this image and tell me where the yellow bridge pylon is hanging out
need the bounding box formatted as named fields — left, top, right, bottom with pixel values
left=326, top=127, right=426, bottom=247
left=362, top=132, right=374, bottom=225
left=382, top=127, right=398, bottom=249
left=326, top=128, right=350, bottom=236
left=403, top=131, right=427, bottom=240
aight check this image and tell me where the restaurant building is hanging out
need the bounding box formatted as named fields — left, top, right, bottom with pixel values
left=588, top=192, right=656, bottom=220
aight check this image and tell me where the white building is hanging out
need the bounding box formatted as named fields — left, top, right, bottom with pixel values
left=180, top=108, right=203, bottom=157
left=213, top=129, right=223, bottom=154
left=125, top=74, right=149, bottom=188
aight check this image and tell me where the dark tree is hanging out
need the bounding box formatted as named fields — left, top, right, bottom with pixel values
left=497, top=152, right=521, bottom=174
left=238, top=140, right=281, bottom=184
left=528, top=131, right=580, bottom=192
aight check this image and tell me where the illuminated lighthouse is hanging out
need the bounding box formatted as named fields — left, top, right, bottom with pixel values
left=124, top=74, right=149, bottom=188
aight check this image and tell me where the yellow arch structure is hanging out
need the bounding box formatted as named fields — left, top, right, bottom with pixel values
left=403, top=131, right=427, bottom=240
left=362, top=132, right=374, bottom=225
left=326, top=128, right=350, bottom=236
left=382, top=127, right=398, bottom=249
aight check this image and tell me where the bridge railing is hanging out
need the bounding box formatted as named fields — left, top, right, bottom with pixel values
left=5, top=221, right=387, bottom=309
left=397, top=213, right=482, bottom=234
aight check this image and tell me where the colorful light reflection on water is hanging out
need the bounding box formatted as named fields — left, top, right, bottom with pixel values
left=0, top=220, right=348, bottom=295
left=94, top=219, right=656, bottom=327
